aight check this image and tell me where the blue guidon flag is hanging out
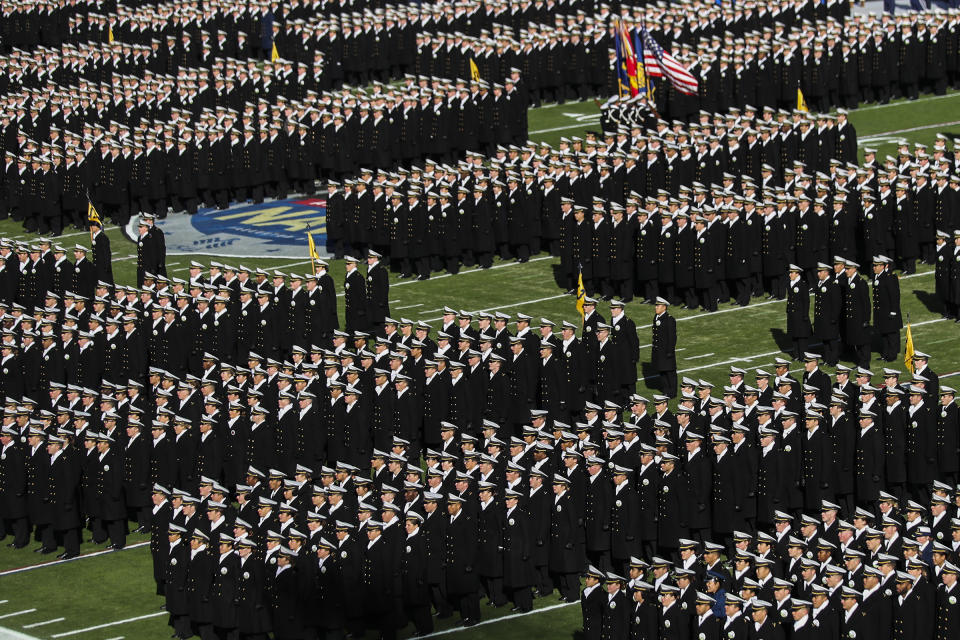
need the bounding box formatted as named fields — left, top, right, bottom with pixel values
left=124, top=197, right=329, bottom=259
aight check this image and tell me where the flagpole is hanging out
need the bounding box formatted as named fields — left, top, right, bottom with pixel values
left=307, top=224, right=317, bottom=275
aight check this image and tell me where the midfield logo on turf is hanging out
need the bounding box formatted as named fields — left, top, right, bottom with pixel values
left=124, top=198, right=329, bottom=259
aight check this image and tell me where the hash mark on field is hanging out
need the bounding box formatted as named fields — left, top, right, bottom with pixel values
left=50, top=612, right=166, bottom=637
left=22, top=618, right=65, bottom=628
left=0, top=610, right=37, bottom=620
left=0, top=600, right=7, bottom=604
left=394, top=303, right=423, bottom=309
left=0, top=541, right=150, bottom=576
left=684, top=352, right=715, bottom=359
left=418, top=602, right=576, bottom=637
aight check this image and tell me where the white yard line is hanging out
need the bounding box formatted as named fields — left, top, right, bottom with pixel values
left=855, top=92, right=959, bottom=112
left=421, top=294, right=568, bottom=323
left=50, top=612, right=166, bottom=638
left=0, top=610, right=37, bottom=620
left=0, top=626, right=43, bottom=640
left=859, top=120, right=960, bottom=145
left=418, top=602, right=575, bottom=638
left=638, top=349, right=785, bottom=381
left=22, top=618, right=65, bottom=629
left=0, top=541, right=149, bottom=577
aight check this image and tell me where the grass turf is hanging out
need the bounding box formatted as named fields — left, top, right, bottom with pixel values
left=1, top=91, right=959, bottom=640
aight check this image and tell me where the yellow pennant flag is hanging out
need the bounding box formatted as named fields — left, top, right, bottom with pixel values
left=797, top=87, right=808, bottom=112
left=307, top=230, right=320, bottom=261
left=575, top=270, right=587, bottom=321
left=469, top=58, right=481, bottom=82
left=108, top=25, right=114, bottom=44
left=87, top=199, right=101, bottom=225
left=271, top=42, right=280, bottom=62
left=903, top=323, right=915, bottom=373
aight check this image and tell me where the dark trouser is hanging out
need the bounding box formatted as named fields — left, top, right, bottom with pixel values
left=169, top=614, right=192, bottom=639
left=907, top=483, right=929, bottom=504
left=451, top=591, right=481, bottom=623
left=551, top=572, right=580, bottom=602
left=415, top=257, right=431, bottom=279
left=511, top=244, right=530, bottom=262
left=637, top=278, right=658, bottom=303
left=56, top=526, right=80, bottom=555
left=612, top=277, right=634, bottom=302
left=792, top=337, right=808, bottom=361
left=481, top=576, right=506, bottom=606
left=765, top=274, right=786, bottom=299
left=848, top=343, right=870, bottom=368
left=508, top=586, right=533, bottom=612
left=533, top=565, right=552, bottom=596
left=879, top=331, right=899, bottom=361
left=404, top=603, right=434, bottom=635
left=698, top=286, right=717, bottom=311
left=445, top=255, right=460, bottom=275
left=732, top=278, right=750, bottom=306
left=820, top=338, right=839, bottom=366
left=586, top=549, right=611, bottom=572
left=430, top=583, right=452, bottom=617
left=658, top=283, right=675, bottom=305
left=4, top=517, right=28, bottom=547
left=105, top=518, right=126, bottom=548
left=658, top=369, right=678, bottom=399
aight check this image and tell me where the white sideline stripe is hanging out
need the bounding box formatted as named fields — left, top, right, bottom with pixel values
left=530, top=92, right=960, bottom=137
left=855, top=92, right=960, bottom=112
left=638, top=349, right=784, bottom=381
left=388, top=255, right=554, bottom=291
left=22, top=618, right=65, bottom=628
left=5, top=228, right=109, bottom=242
left=859, top=119, right=960, bottom=143
left=530, top=123, right=594, bottom=135
left=635, top=269, right=935, bottom=329
left=0, top=541, right=149, bottom=576
left=50, top=612, right=166, bottom=638
left=418, top=602, right=575, bottom=638
left=0, top=626, right=43, bottom=640
left=0, top=610, right=36, bottom=620
left=422, top=294, right=568, bottom=322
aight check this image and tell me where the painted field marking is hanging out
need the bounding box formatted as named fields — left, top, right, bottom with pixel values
left=50, top=612, right=166, bottom=638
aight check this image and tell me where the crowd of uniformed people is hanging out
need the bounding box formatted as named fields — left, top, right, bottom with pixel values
left=3, top=0, right=960, bottom=639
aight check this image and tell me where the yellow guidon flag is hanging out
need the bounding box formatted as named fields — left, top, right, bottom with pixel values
left=903, top=323, right=915, bottom=373
left=307, top=228, right=320, bottom=274
left=797, top=87, right=808, bottom=112
left=469, top=58, right=481, bottom=82
left=271, top=42, right=280, bottom=62
left=108, top=25, right=114, bottom=44
left=87, top=199, right=101, bottom=225
left=575, top=270, right=587, bottom=322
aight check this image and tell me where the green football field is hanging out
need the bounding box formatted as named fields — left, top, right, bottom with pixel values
left=1, top=92, right=960, bottom=639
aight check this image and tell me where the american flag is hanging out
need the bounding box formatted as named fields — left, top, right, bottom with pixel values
left=640, top=27, right=698, bottom=96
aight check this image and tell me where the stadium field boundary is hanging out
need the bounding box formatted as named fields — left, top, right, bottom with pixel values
left=418, top=602, right=576, bottom=638
left=49, top=612, right=167, bottom=638
left=0, top=542, right=150, bottom=577
left=0, top=626, right=43, bottom=640
left=421, top=293, right=569, bottom=322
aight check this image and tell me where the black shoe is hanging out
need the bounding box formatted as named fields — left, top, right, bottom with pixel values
left=40, top=547, right=57, bottom=554
left=417, top=275, right=430, bottom=281
left=108, top=544, right=125, bottom=551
